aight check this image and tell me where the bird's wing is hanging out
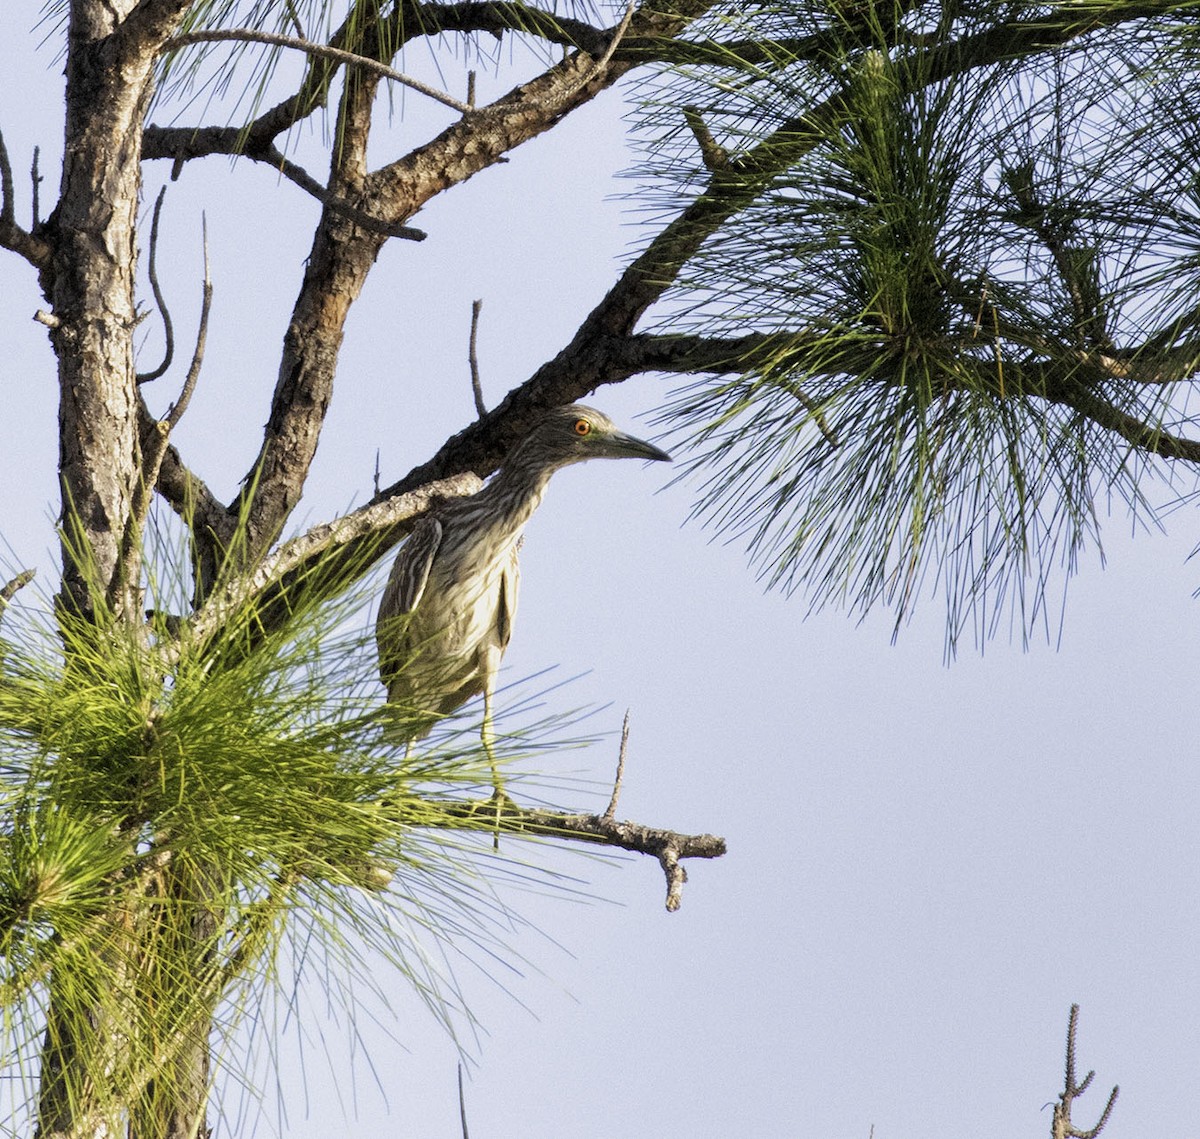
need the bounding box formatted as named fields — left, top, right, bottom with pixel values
left=496, top=538, right=520, bottom=649
left=381, top=516, right=443, bottom=617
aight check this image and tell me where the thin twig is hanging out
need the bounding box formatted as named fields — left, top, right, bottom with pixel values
left=457, top=1064, right=470, bottom=1139
left=168, top=29, right=475, bottom=114
left=0, top=569, right=35, bottom=623
left=603, top=710, right=630, bottom=820
left=0, top=127, right=13, bottom=230
left=261, top=144, right=426, bottom=240
left=373, top=449, right=382, bottom=497
left=539, top=0, right=635, bottom=107
left=0, top=129, right=49, bottom=268
left=469, top=300, right=486, bottom=418
left=30, top=146, right=40, bottom=228
left=164, top=213, right=212, bottom=431
left=136, top=187, right=175, bottom=385
left=112, top=215, right=215, bottom=612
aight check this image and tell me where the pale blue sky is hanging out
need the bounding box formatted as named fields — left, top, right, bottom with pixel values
left=3, top=11, right=1200, bottom=1138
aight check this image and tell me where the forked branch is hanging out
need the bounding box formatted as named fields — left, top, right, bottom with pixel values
left=1051, top=1004, right=1118, bottom=1139
left=0, top=127, right=50, bottom=269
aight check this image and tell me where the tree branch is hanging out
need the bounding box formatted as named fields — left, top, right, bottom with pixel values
left=1052, top=1005, right=1118, bottom=1139
left=184, top=472, right=481, bottom=652
left=415, top=1, right=609, bottom=54
left=0, top=127, right=50, bottom=269
left=226, top=0, right=719, bottom=572
left=418, top=794, right=726, bottom=912
left=374, top=4, right=1197, bottom=500
left=167, top=28, right=475, bottom=114
left=135, top=187, right=174, bottom=384
left=1042, top=372, right=1200, bottom=463
left=259, top=144, right=426, bottom=240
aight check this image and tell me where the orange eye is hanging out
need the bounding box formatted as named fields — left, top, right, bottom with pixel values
left=573, top=418, right=591, bottom=436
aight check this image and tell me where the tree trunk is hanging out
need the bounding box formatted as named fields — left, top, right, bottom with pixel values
left=38, top=3, right=214, bottom=1136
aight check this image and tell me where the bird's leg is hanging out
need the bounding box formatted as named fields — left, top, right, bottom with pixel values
left=481, top=676, right=507, bottom=846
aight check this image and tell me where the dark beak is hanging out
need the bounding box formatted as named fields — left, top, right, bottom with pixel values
left=603, top=429, right=672, bottom=463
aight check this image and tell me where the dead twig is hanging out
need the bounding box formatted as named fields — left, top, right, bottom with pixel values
left=164, top=214, right=212, bottom=433
left=603, top=710, right=630, bottom=819
left=261, top=145, right=426, bottom=241
left=111, top=215, right=215, bottom=612
left=422, top=794, right=726, bottom=912
left=136, top=187, right=174, bottom=385
left=1051, top=1004, right=1118, bottom=1139
left=0, top=127, right=50, bottom=268
left=30, top=146, right=40, bottom=228
left=168, top=29, right=474, bottom=115
left=683, top=105, right=728, bottom=171
left=469, top=300, right=486, bottom=418
left=0, top=569, right=35, bottom=623
left=457, top=1064, right=470, bottom=1139
left=539, top=0, right=635, bottom=107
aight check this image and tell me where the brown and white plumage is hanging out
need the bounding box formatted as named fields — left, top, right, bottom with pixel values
left=376, top=405, right=670, bottom=751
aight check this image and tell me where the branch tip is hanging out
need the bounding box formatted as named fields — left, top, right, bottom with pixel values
left=469, top=299, right=486, bottom=418
left=604, top=710, right=630, bottom=820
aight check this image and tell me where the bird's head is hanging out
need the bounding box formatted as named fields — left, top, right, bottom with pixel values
left=514, top=404, right=672, bottom=470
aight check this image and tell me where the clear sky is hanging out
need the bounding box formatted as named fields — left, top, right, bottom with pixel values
left=3, top=11, right=1199, bottom=1138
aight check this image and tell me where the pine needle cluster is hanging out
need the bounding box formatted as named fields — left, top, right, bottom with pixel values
left=631, top=0, right=1200, bottom=645
left=0, top=521, right=581, bottom=1133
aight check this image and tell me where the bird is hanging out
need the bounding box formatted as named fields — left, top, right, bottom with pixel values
left=376, top=404, right=671, bottom=790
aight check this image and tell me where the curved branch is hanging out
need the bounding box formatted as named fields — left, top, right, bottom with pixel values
left=167, top=28, right=474, bottom=114
left=136, top=187, right=174, bottom=385
left=416, top=1, right=608, bottom=53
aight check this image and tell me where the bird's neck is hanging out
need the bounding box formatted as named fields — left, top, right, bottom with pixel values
left=471, top=457, right=558, bottom=537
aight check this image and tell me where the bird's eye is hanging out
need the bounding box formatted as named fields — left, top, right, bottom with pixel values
left=573, top=418, right=591, bottom=436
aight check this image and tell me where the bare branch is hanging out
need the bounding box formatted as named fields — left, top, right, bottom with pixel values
left=0, top=569, right=35, bottom=623
left=538, top=0, right=635, bottom=107
left=417, top=2, right=609, bottom=54
left=167, top=29, right=475, bottom=114
left=457, top=1064, right=471, bottom=1139
left=136, top=187, right=175, bottom=385
left=30, top=146, right=40, bottom=228
left=0, top=127, right=50, bottom=269
left=683, top=105, right=728, bottom=171
left=185, top=472, right=482, bottom=651
left=261, top=145, right=426, bottom=240
left=0, top=127, right=13, bottom=227
left=469, top=299, right=486, bottom=418
left=1051, top=1005, right=1118, bottom=1139
left=603, top=710, right=630, bottom=820
left=124, top=212, right=216, bottom=609
left=165, top=214, right=212, bottom=433
left=419, top=794, right=726, bottom=912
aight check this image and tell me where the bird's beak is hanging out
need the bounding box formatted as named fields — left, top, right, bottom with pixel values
left=603, top=429, right=672, bottom=463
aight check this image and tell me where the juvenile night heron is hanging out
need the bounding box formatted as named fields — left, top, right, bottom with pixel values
left=376, top=404, right=670, bottom=782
